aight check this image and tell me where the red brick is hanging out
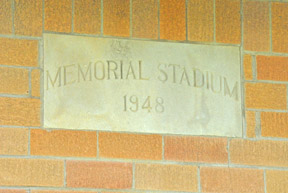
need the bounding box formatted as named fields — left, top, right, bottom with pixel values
left=188, top=0, right=214, bottom=42
left=216, top=0, right=241, bottom=44
left=99, top=132, right=162, bottom=160
left=0, top=158, right=64, bottom=187
left=165, top=136, right=228, bottom=163
left=0, top=38, right=38, bottom=67
left=261, top=112, right=288, bottom=138
left=244, top=1, right=270, bottom=51
left=66, top=161, right=132, bottom=189
left=135, top=164, right=198, bottom=192
left=0, top=97, right=41, bottom=126
left=245, top=83, right=287, bottom=110
left=201, top=167, right=264, bottom=193
left=160, top=0, right=186, bottom=41
left=230, top=139, right=288, bottom=167
left=244, top=54, right=253, bottom=80
left=31, top=129, right=97, bottom=157
left=257, top=55, right=288, bottom=82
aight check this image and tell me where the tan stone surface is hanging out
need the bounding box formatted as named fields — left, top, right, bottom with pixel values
left=66, top=161, right=132, bottom=189
left=0, top=38, right=38, bottom=67
left=201, top=167, right=264, bottom=193
left=14, top=0, right=43, bottom=36
left=0, top=158, right=64, bottom=187
left=160, top=0, right=186, bottom=41
left=99, top=132, right=162, bottom=160
left=165, top=136, right=228, bottom=163
left=135, top=164, right=198, bottom=192
left=245, top=83, right=287, bottom=109
left=0, top=128, right=28, bottom=155
left=0, top=67, right=29, bottom=95
left=266, top=170, right=288, bottom=193
left=230, top=139, right=288, bottom=167
left=103, top=0, right=130, bottom=37
left=74, top=0, right=101, bottom=34
left=44, top=34, right=242, bottom=137
left=30, top=129, right=97, bottom=157
left=0, top=97, right=41, bottom=126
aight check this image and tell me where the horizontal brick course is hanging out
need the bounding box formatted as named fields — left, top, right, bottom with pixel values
left=31, top=129, right=97, bottom=157
left=245, top=83, right=287, bottom=110
left=66, top=161, right=132, bottom=189
left=0, top=97, right=41, bottom=126
left=99, top=132, right=162, bottom=160
left=0, top=38, right=38, bottom=67
left=0, top=158, right=64, bottom=187
left=201, top=167, right=264, bottom=193
left=165, top=136, right=228, bottom=163
left=135, top=164, right=198, bottom=192
left=230, top=139, right=288, bottom=167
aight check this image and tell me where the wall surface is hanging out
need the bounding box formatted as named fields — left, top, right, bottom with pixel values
left=0, top=0, right=288, bottom=193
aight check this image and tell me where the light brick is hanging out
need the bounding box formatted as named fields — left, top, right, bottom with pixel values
left=66, top=161, right=132, bottom=189
left=74, top=0, right=101, bottom=34
left=0, top=190, right=27, bottom=193
left=165, top=136, right=228, bottom=163
left=0, top=128, right=28, bottom=155
left=14, top=0, right=43, bottom=36
left=230, top=139, right=288, bottom=167
left=32, top=191, right=97, bottom=193
left=246, top=111, right=256, bottom=138
left=44, top=0, right=72, bottom=33
left=245, top=83, right=287, bottom=110
left=257, top=55, right=288, bottom=82
left=0, top=97, right=41, bottom=126
left=160, top=0, right=186, bottom=41
left=135, top=164, right=198, bottom=192
left=201, top=167, right=264, bottom=193
left=31, top=129, right=97, bottom=157
left=103, top=0, right=130, bottom=37
left=31, top=69, right=40, bottom=97
left=272, top=3, right=288, bottom=53
left=99, top=132, right=162, bottom=160
left=132, top=0, right=158, bottom=39
left=244, top=1, right=270, bottom=51
left=0, top=67, right=29, bottom=95
left=0, top=158, right=64, bottom=187
left=216, top=0, right=241, bottom=44
left=0, top=0, right=12, bottom=34
left=261, top=112, right=288, bottom=138
left=0, top=38, right=38, bottom=67
left=266, top=170, right=288, bottom=193
left=188, top=0, right=214, bottom=42
left=244, top=54, right=253, bottom=80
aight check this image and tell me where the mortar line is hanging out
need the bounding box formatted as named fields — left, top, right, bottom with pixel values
left=101, top=0, right=104, bottom=35
left=245, top=79, right=288, bottom=85
left=64, top=160, right=67, bottom=187
left=264, top=169, right=267, bottom=193
left=0, top=65, right=41, bottom=70
left=269, top=1, right=272, bottom=52
left=245, top=108, right=288, bottom=113
left=213, top=0, right=216, bottom=42
left=244, top=50, right=288, bottom=57
left=0, top=94, right=39, bottom=99
left=252, top=55, right=257, bottom=80
left=255, top=111, right=262, bottom=138
left=11, top=0, right=15, bottom=34
left=130, top=0, right=133, bottom=38
left=158, top=0, right=160, bottom=40
left=72, top=0, right=75, bottom=33
left=0, top=34, right=42, bottom=40
left=197, top=166, right=201, bottom=192
left=132, top=162, right=136, bottom=189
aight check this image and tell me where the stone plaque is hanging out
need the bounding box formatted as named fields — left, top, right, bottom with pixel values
left=44, top=33, right=242, bottom=137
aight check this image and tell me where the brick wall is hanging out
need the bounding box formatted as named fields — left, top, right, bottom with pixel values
left=0, top=0, right=288, bottom=192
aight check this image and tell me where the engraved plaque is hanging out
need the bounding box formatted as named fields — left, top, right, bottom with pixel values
left=44, top=33, right=242, bottom=137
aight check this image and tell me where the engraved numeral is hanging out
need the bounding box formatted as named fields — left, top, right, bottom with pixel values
left=123, top=95, right=164, bottom=113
